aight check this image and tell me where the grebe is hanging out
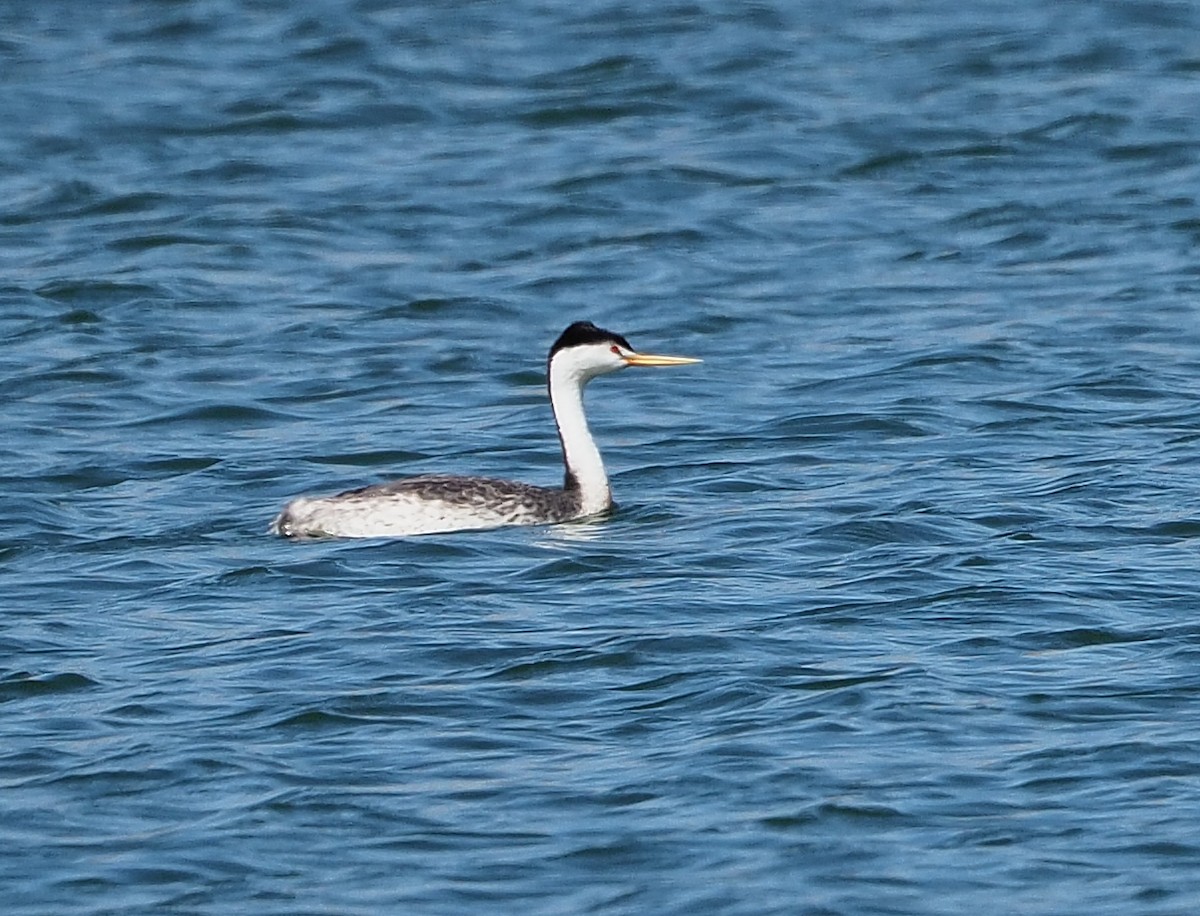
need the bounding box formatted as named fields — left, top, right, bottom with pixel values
left=270, top=321, right=700, bottom=539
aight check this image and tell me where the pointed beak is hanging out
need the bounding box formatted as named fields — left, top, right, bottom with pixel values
left=622, top=352, right=702, bottom=367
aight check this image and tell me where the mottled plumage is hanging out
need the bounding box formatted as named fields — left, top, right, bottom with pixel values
left=270, top=474, right=587, bottom=539
left=270, top=321, right=699, bottom=539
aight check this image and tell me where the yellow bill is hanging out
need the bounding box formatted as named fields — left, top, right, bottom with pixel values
left=622, top=352, right=702, bottom=367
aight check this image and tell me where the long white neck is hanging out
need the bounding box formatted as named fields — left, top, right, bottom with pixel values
left=549, top=356, right=612, bottom=515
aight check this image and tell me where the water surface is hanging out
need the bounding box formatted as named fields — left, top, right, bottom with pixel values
left=3, top=1, right=1200, bottom=913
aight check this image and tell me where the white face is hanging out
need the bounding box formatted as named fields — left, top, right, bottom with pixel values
left=552, top=341, right=633, bottom=385
left=549, top=337, right=699, bottom=391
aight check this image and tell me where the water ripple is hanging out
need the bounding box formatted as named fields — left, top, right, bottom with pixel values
left=4, top=0, right=1200, bottom=914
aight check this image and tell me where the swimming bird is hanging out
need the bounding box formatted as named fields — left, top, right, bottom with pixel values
left=270, top=321, right=700, bottom=539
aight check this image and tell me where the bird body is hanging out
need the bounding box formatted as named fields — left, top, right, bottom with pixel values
left=270, top=321, right=699, bottom=539
left=271, top=475, right=585, bottom=538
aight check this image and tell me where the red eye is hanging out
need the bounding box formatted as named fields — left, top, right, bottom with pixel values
left=610, top=345, right=621, bottom=354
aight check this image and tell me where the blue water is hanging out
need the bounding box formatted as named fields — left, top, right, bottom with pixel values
left=4, top=1, right=1200, bottom=913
